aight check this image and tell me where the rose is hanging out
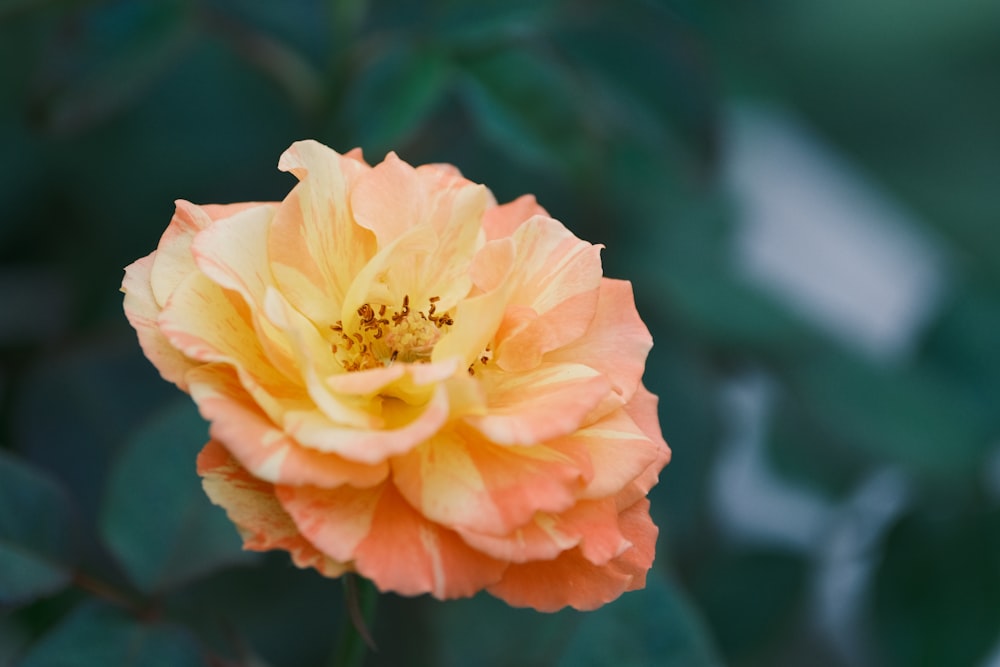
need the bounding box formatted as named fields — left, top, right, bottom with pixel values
left=122, top=140, right=670, bottom=611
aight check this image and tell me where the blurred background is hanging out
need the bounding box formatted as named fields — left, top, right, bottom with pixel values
left=1, top=0, right=998, bottom=665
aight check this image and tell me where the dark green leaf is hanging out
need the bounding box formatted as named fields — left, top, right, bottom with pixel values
left=99, top=399, right=253, bottom=595
left=0, top=451, right=76, bottom=607
left=872, top=506, right=1000, bottom=667
left=458, top=46, right=590, bottom=173
left=557, top=569, right=724, bottom=667
left=164, top=553, right=344, bottom=667
left=788, top=352, right=992, bottom=477
left=689, top=548, right=808, bottom=663
left=429, top=592, right=578, bottom=667
left=13, top=337, right=178, bottom=533
left=17, top=601, right=205, bottom=667
left=343, top=42, right=452, bottom=155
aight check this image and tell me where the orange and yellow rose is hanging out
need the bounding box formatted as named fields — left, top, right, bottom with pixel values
left=122, top=141, right=670, bottom=611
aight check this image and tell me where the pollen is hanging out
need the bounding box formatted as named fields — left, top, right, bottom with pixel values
left=329, top=295, right=453, bottom=371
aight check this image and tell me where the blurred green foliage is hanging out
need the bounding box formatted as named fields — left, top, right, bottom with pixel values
left=1, top=0, right=998, bottom=665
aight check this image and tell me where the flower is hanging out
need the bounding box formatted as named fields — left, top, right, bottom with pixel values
left=122, top=140, right=670, bottom=612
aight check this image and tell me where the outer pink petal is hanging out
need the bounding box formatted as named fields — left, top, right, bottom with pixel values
left=550, top=405, right=664, bottom=501
left=269, top=140, right=375, bottom=325
left=458, top=497, right=628, bottom=565
left=464, top=363, right=611, bottom=445
left=121, top=254, right=196, bottom=389
left=494, top=217, right=603, bottom=372
left=159, top=271, right=294, bottom=419
left=279, top=482, right=508, bottom=599
left=150, top=200, right=266, bottom=307
left=482, top=194, right=549, bottom=241
left=614, top=385, right=671, bottom=510
left=545, top=278, right=652, bottom=405
left=188, top=366, right=389, bottom=488
left=487, top=498, right=658, bottom=612
left=197, top=440, right=347, bottom=577
left=351, top=152, right=428, bottom=248
left=191, top=205, right=302, bottom=383
left=391, top=425, right=589, bottom=536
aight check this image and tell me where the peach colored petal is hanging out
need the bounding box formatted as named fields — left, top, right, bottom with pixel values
left=274, top=482, right=382, bottom=563
left=357, top=484, right=508, bottom=598
left=159, top=272, right=294, bottom=420
left=279, top=482, right=508, bottom=599
left=458, top=497, right=628, bottom=565
left=197, top=440, right=347, bottom=577
left=493, top=216, right=603, bottom=371
left=191, top=203, right=277, bottom=307
left=546, top=278, right=652, bottom=404
left=351, top=152, right=428, bottom=248
left=121, top=254, right=196, bottom=389
left=614, top=386, right=671, bottom=510
left=465, top=363, right=611, bottom=445
left=261, top=287, right=377, bottom=429
left=189, top=366, right=388, bottom=488
left=148, top=200, right=212, bottom=308
left=150, top=200, right=267, bottom=307
left=269, top=140, right=375, bottom=326
left=482, top=194, right=549, bottom=241
left=282, top=382, right=451, bottom=464
left=191, top=206, right=303, bottom=383
left=391, top=425, right=588, bottom=536
left=550, top=405, right=664, bottom=501
left=487, top=498, right=657, bottom=611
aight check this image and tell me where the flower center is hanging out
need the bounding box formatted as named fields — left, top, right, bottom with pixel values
left=329, top=295, right=454, bottom=372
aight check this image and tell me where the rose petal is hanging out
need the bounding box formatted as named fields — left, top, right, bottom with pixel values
left=122, top=254, right=196, bottom=389
left=494, top=216, right=603, bottom=371
left=197, top=440, right=348, bottom=577
left=270, top=140, right=375, bottom=325
left=159, top=271, right=295, bottom=419
left=546, top=278, right=652, bottom=404
left=278, top=482, right=507, bottom=599
left=392, top=425, right=589, bottom=536
left=458, top=497, right=628, bottom=565
left=482, top=194, right=549, bottom=241
left=283, top=382, right=451, bottom=464
left=487, top=498, right=657, bottom=611
left=553, top=404, right=665, bottom=501
left=464, top=362, right=611, bottom=445
left=189, top=366, right=388, bottom=488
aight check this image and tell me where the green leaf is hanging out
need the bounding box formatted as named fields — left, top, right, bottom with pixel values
left=99, top=399, right=253, bottom=595
left=553, top=1, right=715, bottom=163
left=343, top=42, right=452, bottom=156
left=13, top=338, right=179, bottom=532
left=0, top=451, right=76, bottom=607
left=557, top=569, right=724, bottom=667
left=787, top=352, right=992, bottom=477
left=17, top=601, right=205, bottom=667
left=458, top=47, right=590, bottom=173
left=430, top=593, right=578, bottom=667
left=872, top=506, right=1000, bottom=667
left=164, top=553, right=344, bottom=667
left=689, top=548, right=808, bottom=663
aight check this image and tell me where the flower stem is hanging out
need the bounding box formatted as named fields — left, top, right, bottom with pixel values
left=330, top=573, right=378, bottom=667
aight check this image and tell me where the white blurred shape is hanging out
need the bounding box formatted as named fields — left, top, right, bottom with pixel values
left=712, top=373, right=833, bottom=550
left=815, top=468, right=911, bottom=666
left=724, top=102, right=947, bottom=363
